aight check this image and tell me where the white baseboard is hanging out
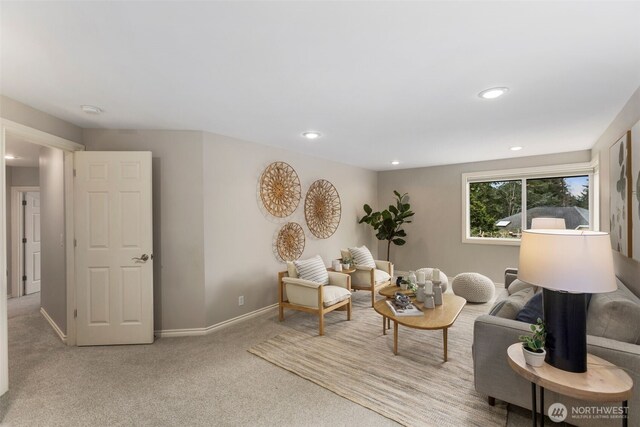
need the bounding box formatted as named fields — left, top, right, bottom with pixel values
left=40, top=307, right=67, bottom=344
left=155, top=303, right=278, bottom=338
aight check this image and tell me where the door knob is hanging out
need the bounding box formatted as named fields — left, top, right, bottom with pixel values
left=132, top=254, right=150, bottom=262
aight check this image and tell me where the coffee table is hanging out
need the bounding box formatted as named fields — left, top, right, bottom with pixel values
left=373, top=293, right=466, bottom=361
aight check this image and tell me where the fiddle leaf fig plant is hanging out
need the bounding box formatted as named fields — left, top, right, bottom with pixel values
left=519, top=318, right=546, bottom=353
left=359, top=191, right=415, bottom=261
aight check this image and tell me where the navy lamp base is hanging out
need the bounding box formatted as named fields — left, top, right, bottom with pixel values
left=542, top=289, right=588, bottom=373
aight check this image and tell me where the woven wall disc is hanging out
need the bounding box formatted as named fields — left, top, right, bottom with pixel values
left=276, top=222, right=305, bottom=261
left=304, top=179, right=341, bottom=239
left=260, top=162, right=301, bottom=218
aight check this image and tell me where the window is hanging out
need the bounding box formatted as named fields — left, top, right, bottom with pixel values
left=462, top=163, right=596, bottom=245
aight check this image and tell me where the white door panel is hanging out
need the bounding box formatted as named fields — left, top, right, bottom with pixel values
left=75, top=152, right=153, bottom=346
left=24, top=192, right=41, bottom=295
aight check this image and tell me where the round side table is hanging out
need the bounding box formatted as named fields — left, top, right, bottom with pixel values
left=507, top=343, right=633, bottom=427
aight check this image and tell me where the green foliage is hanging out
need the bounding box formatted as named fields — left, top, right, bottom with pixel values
left=469, top=181, right=522, bottom=237
left=359, top=191, right=414, bottom=261
left=519, top=318, right=546, bottom=352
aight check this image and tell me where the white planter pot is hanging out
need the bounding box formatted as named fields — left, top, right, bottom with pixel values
left=522, top=346, right=546, bottom=367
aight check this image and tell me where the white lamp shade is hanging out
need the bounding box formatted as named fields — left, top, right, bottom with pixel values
left=518, top=230, right=616, bottom=293
left=531, top=217, right=566, bottom=230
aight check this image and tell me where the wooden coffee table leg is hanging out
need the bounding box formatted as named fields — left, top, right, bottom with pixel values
left=393, top=321, right=398, bottom=355
left=382, top=316, right=386, bottom=335
left=443, top=328, right=448, bottom=362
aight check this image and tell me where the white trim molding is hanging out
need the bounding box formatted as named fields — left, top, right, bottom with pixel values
left=0, top=119, right=84, bottom=152
left=155, top=304, right=278, bottom=338
left=40, top=307, right=68, bottom=344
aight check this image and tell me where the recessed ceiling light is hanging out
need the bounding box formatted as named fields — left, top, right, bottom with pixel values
left=478, top=87, right=509, bottom=99
left=391, top=161, right=400, bottom=165
left=302, top=131, right=321, bottom=140
left=510, top=146, right=523, bottom=151
left=81, top=105, right=102, bottom=114
left=4, top=154, right=18, bottom=160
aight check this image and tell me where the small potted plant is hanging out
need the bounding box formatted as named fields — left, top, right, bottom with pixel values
left=519, top=318, right=546, bottom=367
left=342, top=257, right=353, bottom=270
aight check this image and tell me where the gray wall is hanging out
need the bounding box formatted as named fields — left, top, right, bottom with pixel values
left=82, top=129, right=378, bottom=331
left=202, top=132, right=378, bottom=327
left=377, top=150, right=592, bottom=283
left=39, top=147, right=66, bottom=332
left=591, top=85, right=640, bottom=295
left=5, top=167, right=39, bottom=295
left=82, top=129, right=207, bottom=331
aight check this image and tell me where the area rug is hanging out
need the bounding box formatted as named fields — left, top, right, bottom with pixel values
left=249, top=293, right=507, bottom=427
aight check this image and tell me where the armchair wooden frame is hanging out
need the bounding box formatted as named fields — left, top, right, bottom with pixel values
left=278, top=271, right=352, bottom=336
left=350, top=260, right=394, bottom=307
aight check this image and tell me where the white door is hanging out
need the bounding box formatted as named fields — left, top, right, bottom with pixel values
left=24, top=192, right=41, bottom=295
left=75, top=152, right=153, bottom=346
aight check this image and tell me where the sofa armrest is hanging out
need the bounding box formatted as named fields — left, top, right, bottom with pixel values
left=328, top=271, right=351, bottom=290
left=355, top=265, right=374, bottom=271
left=375, top=260, right=393, bottom=276
left=473, top=314, right=533, bottom=409
left=282, top=277, right=322, bottom=289
left=505, top=268, right=518, bottom=287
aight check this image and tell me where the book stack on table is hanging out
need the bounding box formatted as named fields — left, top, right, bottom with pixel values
left=386, top=299, right=423, bottom=317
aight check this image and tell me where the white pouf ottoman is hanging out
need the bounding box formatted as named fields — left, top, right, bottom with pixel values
left=452, top=273, right=495, bottom=303
left=415, top=268, right=449, bottom=293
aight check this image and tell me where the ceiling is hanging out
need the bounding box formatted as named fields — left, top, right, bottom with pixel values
left=1, top=1, right=639, bottom=171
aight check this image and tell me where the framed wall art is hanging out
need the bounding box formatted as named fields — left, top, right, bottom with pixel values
left=632, top=121, right=640, bottom=263
left=609, top=131, right=632, bottom=257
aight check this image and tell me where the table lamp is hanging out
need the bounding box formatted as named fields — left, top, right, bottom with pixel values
left=518, top=230, right=616, bottom=372
left=531, top=217, right=566, bottom=230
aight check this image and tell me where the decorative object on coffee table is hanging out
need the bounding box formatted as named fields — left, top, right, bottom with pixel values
left=275, top=222, right=305, bottom=261
left=416, top=267, right=449, bottom=293
left=433, top=281, right=443, bottom=306
left=451, top=272, right=495, bottom=303
left=305, top=179, right=341, bottom=239
left=259, top=161, right=301, bottom=218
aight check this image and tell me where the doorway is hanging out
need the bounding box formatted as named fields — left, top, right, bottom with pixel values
left=10, top=187, right=41, bottom=298
left=1, top=118, right=84, bottom=396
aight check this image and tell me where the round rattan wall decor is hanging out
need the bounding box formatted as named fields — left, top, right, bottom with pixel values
left=276, top=222, right=305, bottom=261
left=304, top=179, right=341, bottom=239
left=259, top=161, right=301, bottom=218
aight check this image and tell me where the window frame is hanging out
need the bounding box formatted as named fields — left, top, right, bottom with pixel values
left=461, top=161, right=598, bottom=246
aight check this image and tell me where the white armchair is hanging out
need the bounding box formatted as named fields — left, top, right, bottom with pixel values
left=278, top=270, right=352, bottom=336
left=340, top=249, right=393, bottom=307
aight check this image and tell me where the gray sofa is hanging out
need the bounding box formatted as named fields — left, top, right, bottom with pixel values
left=473, top=269, right=640, bottom=426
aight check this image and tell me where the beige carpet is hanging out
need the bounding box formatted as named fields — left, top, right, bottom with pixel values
left=249, top=293, right=508, bottom=427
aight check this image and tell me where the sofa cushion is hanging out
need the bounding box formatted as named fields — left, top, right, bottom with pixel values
left=322, top=285, right=352, bottom=307
left=587, top=288, right=640, bottom=344
left=515, top=292, right=543, bottom=324
left=286, top=261, right=298, bottom=279
left=349, top=246, right=376, bottom=268
left=492, top=287, right=536, bottom=320
left=351, top=269, right=391, bottom=287
left=508, top=279, right=536, bottom=295
left=294, top=255, right=329, bottom=285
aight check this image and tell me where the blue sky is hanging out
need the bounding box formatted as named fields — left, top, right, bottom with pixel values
left=566, top=176, right=589, bottom=197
